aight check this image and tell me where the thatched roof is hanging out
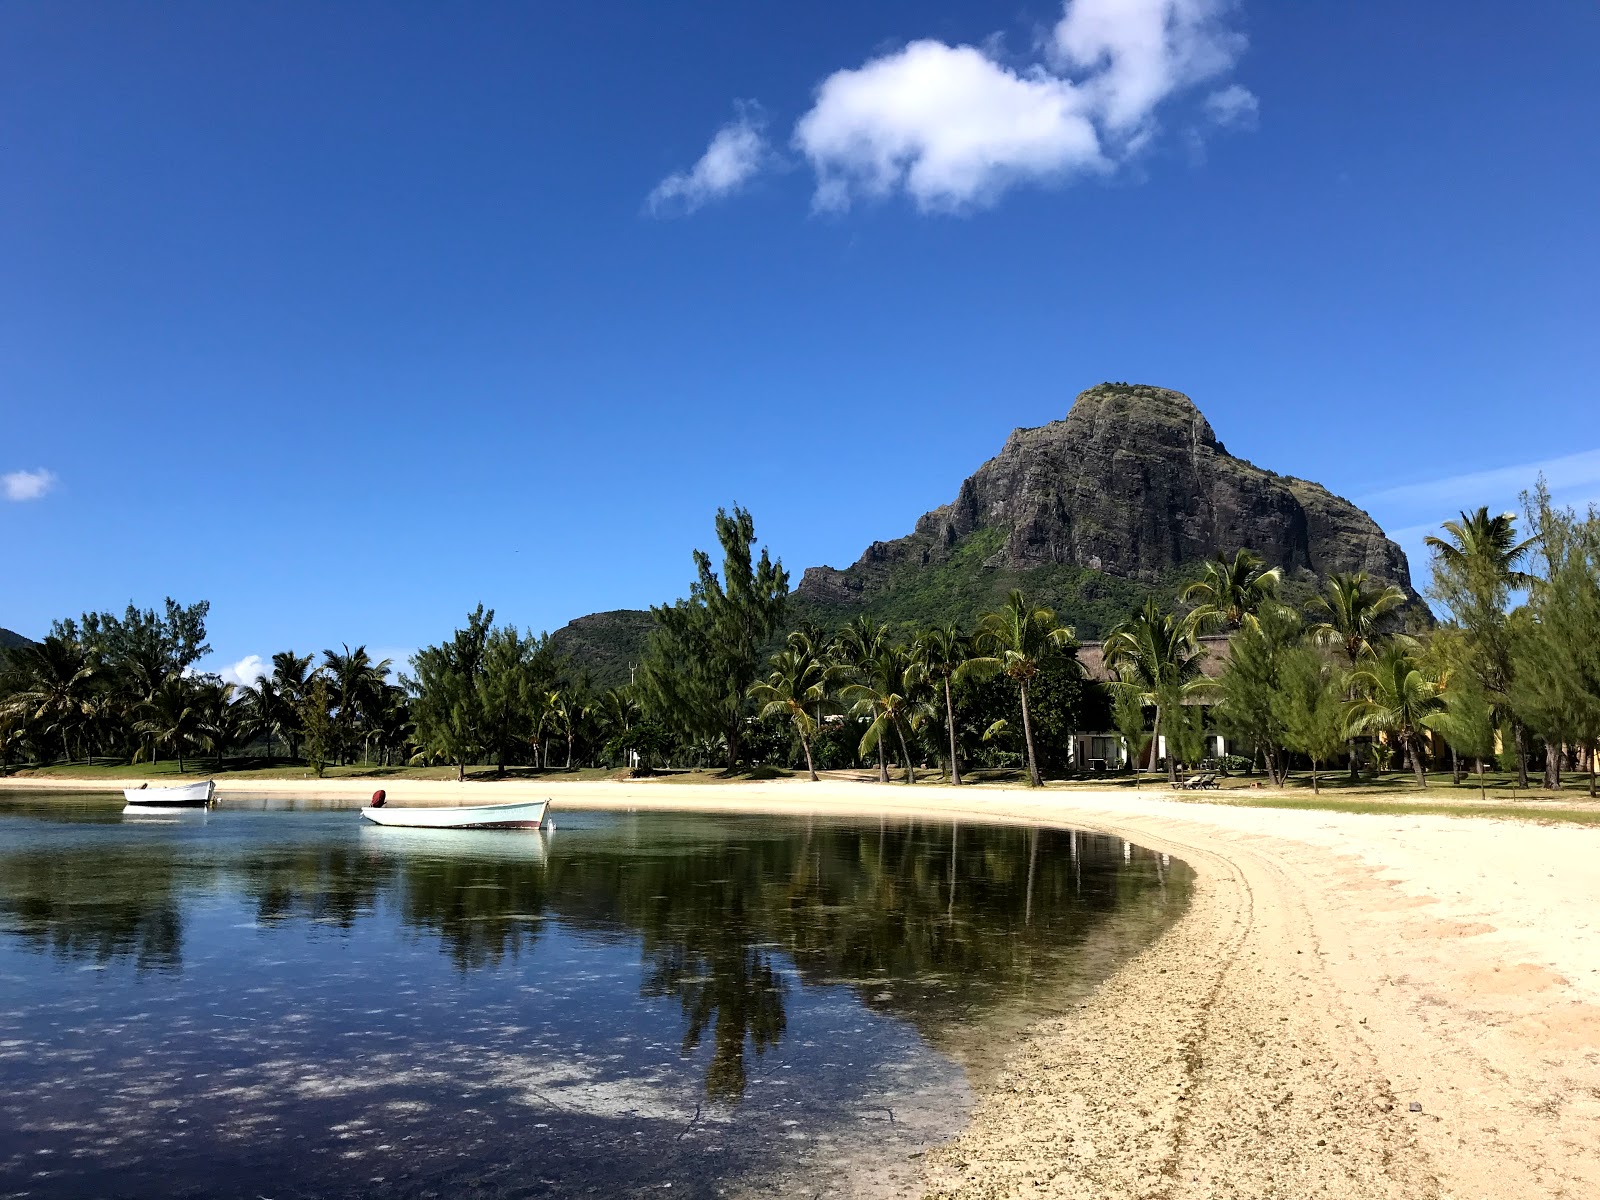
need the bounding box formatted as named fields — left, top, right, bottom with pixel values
left=1078, top=634, right=1233, bottom=684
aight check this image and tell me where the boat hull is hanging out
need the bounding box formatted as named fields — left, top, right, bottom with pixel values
left=122, top=780, right=215, bottom=808
left=359, top=799, right=549, bottom=830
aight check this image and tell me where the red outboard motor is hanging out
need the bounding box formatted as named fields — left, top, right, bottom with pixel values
left=370, top=789, right=386, bottom=808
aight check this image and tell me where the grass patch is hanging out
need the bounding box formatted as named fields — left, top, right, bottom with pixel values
left=4, top=760, right=620, bottom=784
left=1189, top=794, right=1600, bottom=826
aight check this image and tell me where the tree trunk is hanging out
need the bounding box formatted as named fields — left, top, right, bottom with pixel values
left=877, top=737, right=888, bottom=784
left=801, top=732, right=818, bottom=782
left=1019, top=681, right=1042, bottom=789
left=895, top=721, right=916, bottom=785
left=1513, top=721, right=1530, bottom=788
left=457, top=759, right=465, bottom=783
left=1149, top=707, right=1162, bottom=775
left=177, top=752, right=184, bottom=774
left=1479, top=758, right=1487, bottom=802
left=1410, top=734, right=1427, bottom=788
left=1544, top=740, right=1561, bottom=791
left=945, top=680, right=962, bottom=786
left=1311, top=759, right=1320, bottom=794
left=566, top=734, right=573, bottom=770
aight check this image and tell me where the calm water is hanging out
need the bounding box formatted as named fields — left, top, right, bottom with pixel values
left=0, top=794, right=1190, bottom=1199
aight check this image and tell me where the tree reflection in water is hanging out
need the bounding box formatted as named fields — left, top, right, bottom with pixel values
left=0, top=809, right=1185, bottom=1100
left=0, top=847, right=185, bottom=972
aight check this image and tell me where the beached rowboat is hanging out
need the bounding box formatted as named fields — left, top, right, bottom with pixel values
left=360, top=799, right=549, bottom=830
left=122, top=779, right=216, bottom=808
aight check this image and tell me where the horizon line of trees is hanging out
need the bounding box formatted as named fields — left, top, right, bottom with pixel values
left=4, top=483, right=1597, bottom=793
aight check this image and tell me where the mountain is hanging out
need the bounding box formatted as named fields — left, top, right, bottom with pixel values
left=549, top=610, right=655, bottom=690
left=0, top=627, right=34, bottom=664
left=553, top=383, right=1418, bottom=685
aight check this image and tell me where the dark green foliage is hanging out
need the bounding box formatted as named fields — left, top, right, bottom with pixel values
left=299, top=677, right=335, bottom=779
left=0, top=628, right=34, bottom=655
left=549, top=610, right=655, bottom=691
left=1274, top=647, right=1349, bottom=793
left=1214, top=605, right=1303, bottom=784
left=55, top=598, right=212, bottom=691
left=407, top=605, right=494, bottom=781
left=791, top=527, right=1170, bottom=640
left=1112, top=688, right=1150, bottom=779
left=1507, top=486, right=1600, bottom=793
left=637, top=508, right=789, bottom=771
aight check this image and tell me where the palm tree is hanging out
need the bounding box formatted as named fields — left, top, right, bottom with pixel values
left=912, top=624, right=992, bottom=785
left=322, top=645, right=392, bottom=766
left=832, top=618, right=896, bottom=779
left=0, top=707, right=22, bottom=777
left=1102, top=598, right=1208, bottom=785
left=843, top=645, right=926, bottom=785
left=271, top=651, right=314, bottom=761
left=1181, top=549, right=1282, bottom=631
left=1307, top=571, right=1408, bottom=779
left=195, top=681, right=246, bottom=769
left=596, top=687, right=640, bottom=767
left=239, top=675, right=289, bottom=760
left=549, top=690, right=585, bottom=770
left=1425, top=507, right=1537, bottom=787
left=1424, top=507, right=1536, bottom=589
left=371, top=684, right=414, bottom=766
left=534, top=690, right=562, bottom=769
left=1349, top=645, right=1446, bottom=788
left=135, top=677, right=202, bottom=772
left=971, top=591, right=1076, bottom=788
left=9, top=635, right=98, bottom=764
left=750, top=643, right=833, bottom=781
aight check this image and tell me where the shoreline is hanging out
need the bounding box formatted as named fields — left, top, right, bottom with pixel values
left=4, top=776, right=1596, bottom=1197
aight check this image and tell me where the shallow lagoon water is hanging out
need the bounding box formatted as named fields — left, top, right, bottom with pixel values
left=0, top=794, right=1190, bottom=1198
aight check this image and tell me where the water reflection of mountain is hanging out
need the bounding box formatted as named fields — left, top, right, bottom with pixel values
left=0, top=813, right=1186, bottom=1099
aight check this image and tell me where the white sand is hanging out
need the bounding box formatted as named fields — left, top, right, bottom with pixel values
left=8, top=774, right=1596, bottom=1197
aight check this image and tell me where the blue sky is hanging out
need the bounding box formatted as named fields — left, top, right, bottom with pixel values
left=3, top=0, right=1597, bottom=682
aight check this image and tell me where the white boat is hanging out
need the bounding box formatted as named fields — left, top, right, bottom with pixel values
left=122, top=779, right=216, bottom=809
left=359, top=799, right=549, bottom=830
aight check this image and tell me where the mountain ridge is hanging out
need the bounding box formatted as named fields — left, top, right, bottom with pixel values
left=553, top=383, right=1417, bottom=687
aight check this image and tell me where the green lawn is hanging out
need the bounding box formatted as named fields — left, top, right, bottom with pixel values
left=2, top=759, right=622, bottom=783
left=1184, top=794, right=1600, bottom=825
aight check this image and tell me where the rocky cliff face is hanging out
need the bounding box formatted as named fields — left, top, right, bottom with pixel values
left=553, top=384, right=1418, bottom=681
left=798, top=383, right=1415, bottom=607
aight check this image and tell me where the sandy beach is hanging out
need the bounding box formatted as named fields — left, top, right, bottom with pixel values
left=7, top=775, right=1596, bottom=1199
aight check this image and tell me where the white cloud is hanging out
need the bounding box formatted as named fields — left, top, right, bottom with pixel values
left=1359, top=446, right=1600, bottom=514
left=220, top=654, right=269, bottom=687
left=790, top=0, right=1250, bottom=212
left=1051, top=0, right=1246, bottom=131
left=3, top=468, right=57, bottom=501
left=1358, top=447, right=1600, bottom=590
left=795, top=41, right=1103, bottom=213
left=1204, top=83, right=1258, bottom=128
left=648, top=105, right=769, bottom=215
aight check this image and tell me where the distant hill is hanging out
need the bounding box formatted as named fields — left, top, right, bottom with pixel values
left=0, top=627, right=34, bottom=654
left=551, top=383, right=1419, bottom=687
left=549, top=609, right=656, bottom=691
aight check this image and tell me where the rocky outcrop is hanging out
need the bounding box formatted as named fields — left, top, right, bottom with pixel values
left=798, top=383, right=1415, bottom=604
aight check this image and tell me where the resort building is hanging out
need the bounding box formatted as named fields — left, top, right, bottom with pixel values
left=1071, top=634, right=1234, bottom=770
